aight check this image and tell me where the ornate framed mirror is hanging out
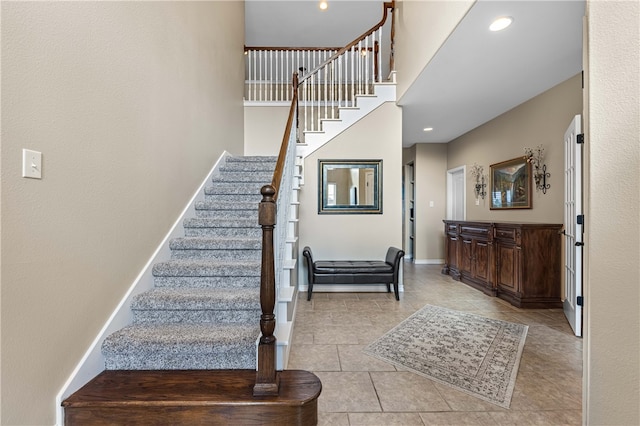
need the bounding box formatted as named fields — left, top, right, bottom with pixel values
left=318, top=159, right=382, bottom=214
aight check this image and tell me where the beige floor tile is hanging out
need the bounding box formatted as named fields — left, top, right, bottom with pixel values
left=311, top=299, right=348, bottom=311
left=317, top=412, right=350, bottom=426
left=287, top=344, right=340, bottom=371
left=326, top=292, right=362, bottom=300
left=312, top=326, right=365, bottom=345
left=314, top=371, right=382, bottom=412
left=509, top=370, right=582, bottom=411
left=419, top=411, right=498, bottom=425
left=431, top=382, right=508, bottom=412
left=338, top=344, right=396, bottom=372
left=349, top=412, right=426, bottom=425
left=370, top=371, right=451, bottom=412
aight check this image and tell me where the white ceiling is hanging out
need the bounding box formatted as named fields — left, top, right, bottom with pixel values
left=245, top=0, right=585, bottom=147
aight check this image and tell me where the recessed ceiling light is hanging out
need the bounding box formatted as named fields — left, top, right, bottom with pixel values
left=423, top=127, right=433, bottom=132
left=319, top=1, right=328, bottom=10
left=489, top=16, right=513, bottom=32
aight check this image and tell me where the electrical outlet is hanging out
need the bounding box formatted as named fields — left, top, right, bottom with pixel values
left=22, top=149, right=42, bottom=179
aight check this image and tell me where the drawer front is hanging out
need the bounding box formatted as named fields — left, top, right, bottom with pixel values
left=460, top=225, right=490, bottom=238
left=445, top=223, right=458, bottom=235
left=494, top=226, right=520, bottom=244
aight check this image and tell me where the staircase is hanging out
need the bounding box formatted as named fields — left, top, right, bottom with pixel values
left=101, top=155, right=272, bottom=371
left=63, top=155, right=320, bottom=424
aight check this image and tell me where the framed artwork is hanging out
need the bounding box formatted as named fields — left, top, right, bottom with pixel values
left=490, top=157, right=532, bottom=210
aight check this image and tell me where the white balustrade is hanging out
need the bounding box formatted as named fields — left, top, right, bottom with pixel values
left=245, top=4, right=393, bottom=138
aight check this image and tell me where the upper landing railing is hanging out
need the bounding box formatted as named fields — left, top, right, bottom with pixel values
left=253, top=2, right=394, bottom=397
left=245, top=2, right=395, bottom=133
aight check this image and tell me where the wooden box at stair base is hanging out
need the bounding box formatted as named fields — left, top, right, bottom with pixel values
left=442, top=220, right=562, bottom=309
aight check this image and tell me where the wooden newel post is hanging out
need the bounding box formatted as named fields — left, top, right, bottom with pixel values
left=253, top=184, right=280, bottom=396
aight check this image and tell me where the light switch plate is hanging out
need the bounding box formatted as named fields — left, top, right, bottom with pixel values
left=22, top=149, right=42, bottom=179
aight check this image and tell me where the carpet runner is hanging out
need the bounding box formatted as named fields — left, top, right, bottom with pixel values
left=101, top=156, right=276, bottom=370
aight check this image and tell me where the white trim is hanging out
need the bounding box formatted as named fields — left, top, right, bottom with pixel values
left=300, top=283, right=404, bottom=293
left=413, top=259, right=445, bottom=265
left=55, top=152, right=231, bottom=425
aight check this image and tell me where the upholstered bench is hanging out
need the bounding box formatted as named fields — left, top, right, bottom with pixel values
left=302, top=246, right=405, bottom=301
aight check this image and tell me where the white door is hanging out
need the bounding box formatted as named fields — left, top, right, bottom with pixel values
left=365, top=171, right=374, bottom=205
left=447, top=166, right=466, bottom=220
left=563, top=114, right=583, bottom=337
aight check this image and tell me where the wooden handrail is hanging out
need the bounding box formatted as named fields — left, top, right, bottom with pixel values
left=246, top=46, right=343, bottom=52
left=299, top=1, right=394, bottom=85
left=271, top=73, right=299, bottom=201
left=245, top=45, right=377, bottom=53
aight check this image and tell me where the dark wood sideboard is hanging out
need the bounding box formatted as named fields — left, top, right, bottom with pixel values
left=442, top=220, right=563, bottom=309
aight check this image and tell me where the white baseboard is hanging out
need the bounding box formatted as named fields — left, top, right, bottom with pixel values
left=299, top=283, right=405, bottom=293
left=55, top=152, right=230, bottom=425
left=413, top=259, right=445, bottom=265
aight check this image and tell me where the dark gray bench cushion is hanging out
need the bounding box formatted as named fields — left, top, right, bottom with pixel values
left=302, top=246, right=404, bottom=301
left=313, top=261, right=392, bottom=274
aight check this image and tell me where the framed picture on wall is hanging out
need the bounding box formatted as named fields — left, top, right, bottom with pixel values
left=490, top=157, right=532, bottom=209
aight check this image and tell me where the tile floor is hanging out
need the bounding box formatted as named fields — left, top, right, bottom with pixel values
left=288, top=263, right=583, bottom=425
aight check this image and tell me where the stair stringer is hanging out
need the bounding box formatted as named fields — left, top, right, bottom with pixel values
left=298, top=82, right=396, bottom=159
left=273, top=154, right=303, bottom=370
left=55, top=151, right=232, bottom=426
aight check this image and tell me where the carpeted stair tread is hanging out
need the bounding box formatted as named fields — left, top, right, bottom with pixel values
left=102, top=323, right=258, bottom=370
left=154, top=276, right=260, bottom=289
left=132, top=288, right=260, bottom=310
left=170, top=237, right=261, bottom=250
left=194, top=200, right=259, bottom=211
left=152, top=259, right=261, bottom=277
left=221, top=162, right=277, bottom=172
left=225, top=156, right=277, bottom=163
left=183, top=218, right=259, bottom=228
left=204, top=182, right=266, bottom=195
left=213, top=171, right=273, bottom=183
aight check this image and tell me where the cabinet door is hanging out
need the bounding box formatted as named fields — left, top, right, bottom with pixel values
left=461, top=238, right=473, bottom=275
left=496, top=243, right=519, bottom=294
left=447, top=235, right=459, bottom=270
left=474, top=240, right=490, bottom=282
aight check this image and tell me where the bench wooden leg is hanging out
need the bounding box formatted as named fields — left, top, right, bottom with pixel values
left=393, top=283, right=400, bottom=301
left=386, top=283, right=391, bottom=293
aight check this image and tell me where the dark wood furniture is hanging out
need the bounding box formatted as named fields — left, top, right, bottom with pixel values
left=303, top=246, right=405, bottom=301
left=63, top=369, right=322, bottom=425
left=442, top=220, right=562, bottom=308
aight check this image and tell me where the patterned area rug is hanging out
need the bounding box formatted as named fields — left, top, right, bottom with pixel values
left=364, top=304, right=528, bottom=408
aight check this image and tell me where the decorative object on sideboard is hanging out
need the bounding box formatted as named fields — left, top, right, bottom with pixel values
left=524, top=144, right=551, bottom=194
left=469, top=163, right=486, bottom=200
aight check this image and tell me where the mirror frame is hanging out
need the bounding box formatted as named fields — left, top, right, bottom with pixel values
left=318, top=159, right=383, bottom=214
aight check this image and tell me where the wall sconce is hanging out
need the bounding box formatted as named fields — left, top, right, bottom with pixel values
left=524, top=144, right=550, bottom=194
left=470, top=163, right=486, bottom=200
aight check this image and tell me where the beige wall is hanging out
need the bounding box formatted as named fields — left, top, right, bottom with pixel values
left=585, top=1, right=639, bottom=424
left=299, top=102, right=402, bottom=270
left=403, top=144, right=447, bottom=263
left=394, top=0, right=474, bottom=100
left=0, top=2, right=245, bottom=424
left=447, top=73, right=583, bottom=223
left=244, top=105, right=291, bottom=156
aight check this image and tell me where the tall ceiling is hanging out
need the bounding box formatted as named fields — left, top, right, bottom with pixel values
left=245, top=0, right=585, bottom=147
